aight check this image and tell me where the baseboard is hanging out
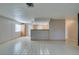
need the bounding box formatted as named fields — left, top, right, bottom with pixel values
left=0, top=36, right=20, bottom=45
left=31, top=39, right=48, bottom=41
left=31, top=39, right=65, bottom=41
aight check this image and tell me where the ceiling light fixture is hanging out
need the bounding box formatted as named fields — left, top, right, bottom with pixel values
left=26, top=3, right=34, bottom=7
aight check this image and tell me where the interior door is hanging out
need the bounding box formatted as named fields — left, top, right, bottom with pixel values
left=21, top=23, right=26, bottom=36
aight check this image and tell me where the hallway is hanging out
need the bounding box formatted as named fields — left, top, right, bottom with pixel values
left=0, top=37, right=79, bottom=55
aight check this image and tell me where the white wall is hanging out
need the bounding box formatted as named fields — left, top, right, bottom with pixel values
left=0, top=16, right=21, bottom=43
left=28, top=23, right=32, bottom=38
left=25, top=23, right=32, bottom=38
left=49, top=19, right=65, bottom=40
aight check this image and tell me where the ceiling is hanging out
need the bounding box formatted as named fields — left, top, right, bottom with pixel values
left=0, top=3, right=79, bottom=23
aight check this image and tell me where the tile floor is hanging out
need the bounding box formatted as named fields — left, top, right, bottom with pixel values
left=0, top=37, right=79, bottom=55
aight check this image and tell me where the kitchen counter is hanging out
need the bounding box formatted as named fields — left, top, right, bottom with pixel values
left=31, top=29, right=49, bottom=40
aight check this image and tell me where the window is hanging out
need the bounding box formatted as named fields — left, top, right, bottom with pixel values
left=15, top=24, right=21, bottom=32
